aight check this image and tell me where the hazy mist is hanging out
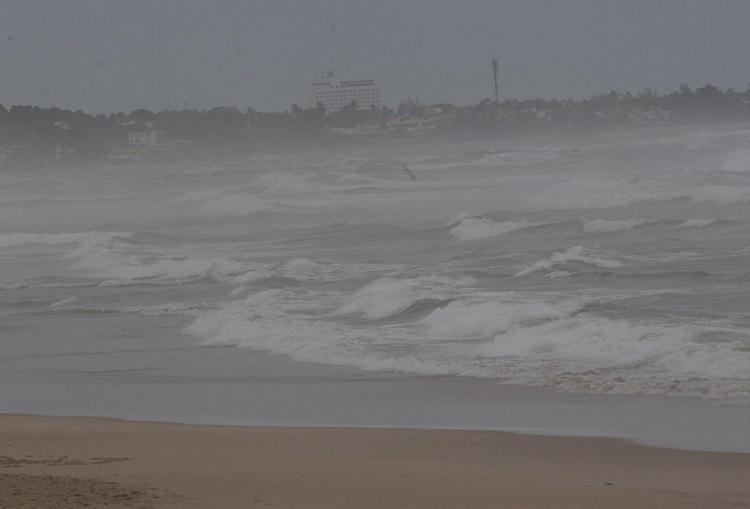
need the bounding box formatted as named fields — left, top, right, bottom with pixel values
left=3, top=3, right=750, bottom=505
left=1, top=0, right=749, bottom=112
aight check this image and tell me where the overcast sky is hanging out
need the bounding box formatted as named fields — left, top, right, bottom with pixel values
left=1, top=0, right=749, bottom=113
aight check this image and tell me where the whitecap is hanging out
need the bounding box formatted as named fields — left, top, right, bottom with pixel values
left=450, top=217, right=540, bottom=241
left=516, top=246, right=622, bottom=277
left=582, top=219, right=649, bottom=234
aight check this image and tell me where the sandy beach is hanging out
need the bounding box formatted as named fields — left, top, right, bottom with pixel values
left=0, top=414, right=748, bottom=508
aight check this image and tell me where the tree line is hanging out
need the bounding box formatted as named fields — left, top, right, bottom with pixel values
left=1, top=83, right=749, bottom=166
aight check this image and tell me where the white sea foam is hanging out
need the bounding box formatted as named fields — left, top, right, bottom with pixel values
left=0, top=280, right=97, bottom=290
left=186, top=289, right=353, bottom=363
left=186, top=290, right=750, bottom=399
left=64, top=234, right=246, bottom=284
left=230, top=285, right=249, bottom=296
left=119, top=302, right=214, bottom=317
left=337, top=276, right=470, bottom=320
left=479, top=312, right=750, bottom=384
left=582, top=219, right=649, bottom=234
left=545, top=270, right=573, bottom=279
left=449, top=217, right=539, bottom=241
left=0, top=231, right=251, bottom=286
left=516, top=246, right=622, bottom=277
left=676, top=218, right=721, bottom=229
left=583, top=217, right=733, bottom=233
left=418, top=298, right=587, bottom=339
left=233, top=258, right=394, bottom=285
left=96, top=257, right=246, bottom=284
left=6, top=125, right=750, bottom=405
left=49, top=296, right=78, bottom=308
left=46, top=301, right=214, bottom=317
left=444, top=212, right=471, bottom=228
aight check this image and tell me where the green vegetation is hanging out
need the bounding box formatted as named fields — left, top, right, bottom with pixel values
left=1, top=83, right=749, bottom=167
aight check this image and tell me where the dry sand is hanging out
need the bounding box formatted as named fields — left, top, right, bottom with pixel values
left=0, top=414, right=748, bottom=508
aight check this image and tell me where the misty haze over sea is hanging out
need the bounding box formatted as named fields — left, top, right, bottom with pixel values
left=2, top=1, right=750, bottom=456
left=2, top=121, right=750, bottom=452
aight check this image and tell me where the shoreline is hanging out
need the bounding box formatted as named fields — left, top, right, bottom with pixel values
left=4, top=349, right=750, bottom=454
left=1, top=413, right=749, bottom=508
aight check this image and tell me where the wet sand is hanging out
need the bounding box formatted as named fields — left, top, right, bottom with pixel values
left=0, top=414, right=748, bottom=508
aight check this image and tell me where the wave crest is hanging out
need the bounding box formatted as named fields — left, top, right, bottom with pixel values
left=516, top=246, right=622, bottom=277
left=582, top=219, right=649, bottom=234
left=449, top=216, right=540, bottom=241
left=337, top=276, right=471, bottom=320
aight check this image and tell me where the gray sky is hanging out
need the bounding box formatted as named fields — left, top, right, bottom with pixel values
left=1, top=0, right=749, bottom=113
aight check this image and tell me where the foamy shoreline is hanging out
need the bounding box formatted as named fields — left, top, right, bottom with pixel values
left=3, top=349, right=750, bottom=454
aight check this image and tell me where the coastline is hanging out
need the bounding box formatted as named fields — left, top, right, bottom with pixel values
left=3, top=120, right=750, bottom=507
left=3, top=344, right=750, bottom=454
left=1, top=413, right=749, bottom=508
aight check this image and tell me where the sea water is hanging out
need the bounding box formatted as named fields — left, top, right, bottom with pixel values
left=1, top=123, right=750, bottom=449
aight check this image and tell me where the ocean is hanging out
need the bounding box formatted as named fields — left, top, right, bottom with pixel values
left=2, top=123, right=750, bottom=450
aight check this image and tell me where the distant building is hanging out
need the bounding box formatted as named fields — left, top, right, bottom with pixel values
left=311, top=70, right=381, bottom=112
left=128, top=130, right=166, bottom=146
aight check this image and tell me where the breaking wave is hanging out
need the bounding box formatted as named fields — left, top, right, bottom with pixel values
left=582, top=219, right=649, bottom=234
left=447, top=215, right=541, bottom=241
left=583, top=217, right=737, bottom=233
left=336, top=276, right=471, bottom=320
left=676, top=218, right=732, bottom=229
left=68, top=235, right=245, bottom=284
left=233, top=258, right=394, bottom=286
left=7, top=125, right=750, bottom=407
left=515, top=246, right=623, bottom=277
left=186, top=287, right=750, bottom=399
left=443, top=215, right=736, bottom=241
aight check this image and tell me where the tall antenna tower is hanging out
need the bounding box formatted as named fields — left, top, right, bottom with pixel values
left=492, top=58, right=500, bottom=104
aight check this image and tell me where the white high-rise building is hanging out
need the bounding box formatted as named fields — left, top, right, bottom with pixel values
left=311, top=71, right=381, bottom=112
